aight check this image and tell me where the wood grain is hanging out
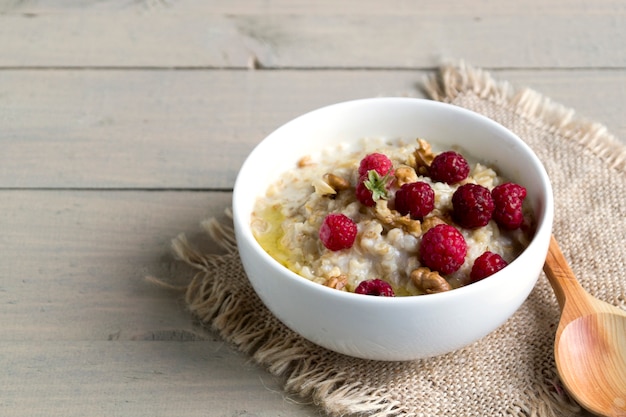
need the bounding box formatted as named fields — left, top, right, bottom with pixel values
left=0, top=341, right=318, bottom=417
left=0, top=0, right=624, bottom=68
left=0, top=190, right=231, bottom=340
left=0, top=69, right=428, bottom=188
left=1, top=69, right=624, bottom=189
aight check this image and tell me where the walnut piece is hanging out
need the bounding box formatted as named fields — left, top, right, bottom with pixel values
left=324, top=173, right=351, bottom=191
left=297, top=155, right=315, bottom=168
left=394, top=165, right=419, bottom=187
left=410, top=267, right=452, bottom=294
left=373, top=199, right=422, bottom=237
left=413, top=138, right=435, bottom=175
left=312, top=178, right=337, bottom=196
left=420, top=215, right=448, bottom=234
left=324, top=274, right=348, bottom=291
left=313, top=173, right=351, bottom=196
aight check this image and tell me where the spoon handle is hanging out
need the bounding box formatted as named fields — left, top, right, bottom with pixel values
left=543, top=235, right=590, bottom=314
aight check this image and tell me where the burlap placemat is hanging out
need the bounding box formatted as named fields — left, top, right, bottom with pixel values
left=164, top=63, right=626, bottom=417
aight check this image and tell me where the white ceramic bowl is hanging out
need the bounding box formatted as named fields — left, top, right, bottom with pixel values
left=233, top=98, right=553, bottom=361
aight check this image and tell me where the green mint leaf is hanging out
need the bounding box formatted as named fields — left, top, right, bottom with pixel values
left=364, top=170, right=391, bottom=201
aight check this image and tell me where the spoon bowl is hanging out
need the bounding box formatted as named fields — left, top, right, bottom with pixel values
left=543, top=235, right=626, bottom=417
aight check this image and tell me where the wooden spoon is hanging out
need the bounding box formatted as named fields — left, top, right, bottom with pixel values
left=543, top=235, right=626, bottom=417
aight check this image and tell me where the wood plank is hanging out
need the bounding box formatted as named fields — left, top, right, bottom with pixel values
left=0, top=69, right=430, bottom=189
left=0, top=341, right=319, bottom=416
left=1, top=69, right=624, bottom=189
left=0, top=0, right=624, bottom=68
left=0, top=190, right=232, bottom=340
left=3, top=0, right=623, bottom=14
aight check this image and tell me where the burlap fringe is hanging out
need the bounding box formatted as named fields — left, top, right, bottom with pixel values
left=169, top=213, right=407, bottom=417
left=424, top=61, right=626, bottom=173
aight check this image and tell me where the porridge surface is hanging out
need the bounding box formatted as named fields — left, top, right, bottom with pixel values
left=251, top=137, right=533, bottom=296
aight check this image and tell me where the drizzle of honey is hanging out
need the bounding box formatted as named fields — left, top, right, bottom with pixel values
left=252, top=206, right=293, bottom=270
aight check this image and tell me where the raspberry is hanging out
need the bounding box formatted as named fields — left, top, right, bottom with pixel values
left=319, top=213, right=358, bottom=251
left=470, top=251, right=508, bottom=283
left=394, top=181, right=435, bottom=220
left=492, top=182, right=527, bottom=230
left=355, top=179, right=375, bottom=206
left=452, top=183, right=495, bottom=229
left=354, top=278, right=395, bottom=296
left=358, top=153, right=394, bottom=178
left=429, top=151, right=470, bottom=184
left=420, top=224, right=467, bottom=275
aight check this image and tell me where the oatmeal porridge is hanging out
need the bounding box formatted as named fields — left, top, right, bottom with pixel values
left=251, top=137, right=534, bottom=296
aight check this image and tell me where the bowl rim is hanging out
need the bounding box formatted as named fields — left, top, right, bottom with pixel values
left=233, top=97, right=554, bottom=306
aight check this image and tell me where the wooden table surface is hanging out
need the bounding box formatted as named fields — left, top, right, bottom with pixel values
left=2, top=1, right=625, bottom=416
